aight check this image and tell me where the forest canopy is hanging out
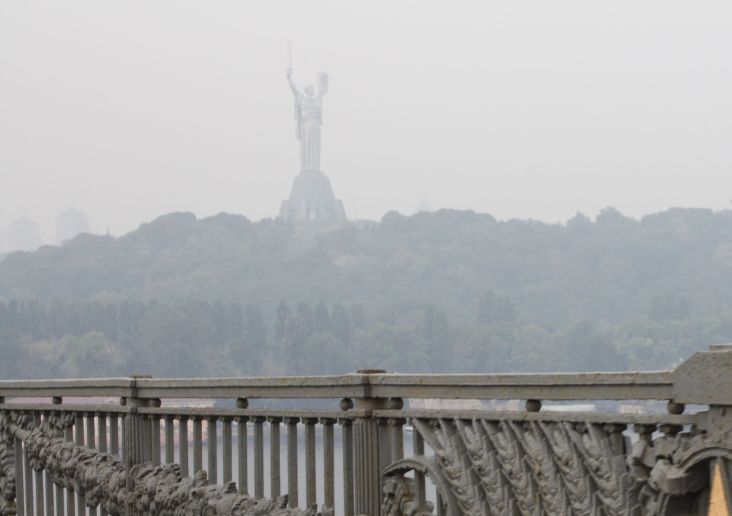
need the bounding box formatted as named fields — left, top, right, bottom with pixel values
left=2, top=207, right=732, bottom=378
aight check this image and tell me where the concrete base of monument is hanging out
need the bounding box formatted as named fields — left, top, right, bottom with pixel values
left=279, top=170, right=347, bottom=222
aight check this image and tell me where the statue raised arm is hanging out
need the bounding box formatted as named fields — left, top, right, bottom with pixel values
left=287, top=67, right=301, bottom=98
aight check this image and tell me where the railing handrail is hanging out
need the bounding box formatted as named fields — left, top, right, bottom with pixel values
left=0, top=346, right=728, bottom=404
left=0, top=370, right=673, bottom=401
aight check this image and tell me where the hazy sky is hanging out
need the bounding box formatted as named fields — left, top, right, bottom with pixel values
left=1, top=1, right=731, bottom=241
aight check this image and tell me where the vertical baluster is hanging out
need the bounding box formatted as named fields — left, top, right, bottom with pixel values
left=43, top=413, right=54, bottom=516
left=86, top=412, right=98, bottom=516
left=237, top=416, right=248, bottom=494
left=285, top=417, right=298, bottom=508
left=268, top=417, right=281, bottom=498
left=98, top=413, right=108, bottom=516
left=45, top=465, right=54, bottom=516
left=152, top=416, right=161, bottom=467
left=390, top=418, right=404, bottom=460
left=75, top=412, right=84, bottom=516
left=86, top=412, right=96, bottom=447
left=33, top=413, right=45, bottom=515
left=14, top=435, right=25, bottom=516
left=193, top=417, right=203, bottom=473
left=340, top=418, right=354, bottom=516
left=164, top=416, right=175, bottom=464
left=55, top=478, right=63, bottom=516
left=110, top=415, right=119, bottom=455
left=147, top=414, right=155, bottom=464
left=65, top=424, right=75, bottom=516
left=378, top=418, right=392, bottom=474
left=413, top=426, right=426, bottom=507
left=119, top=414, right=127, bottom=462
left=253, top=416, right=265, bottom=499
left=321, top=418, right=335, bottom=511
left=222, top=418, right=233, bottom=483
left=51, top=401, right=65, bottom=516
left=207, top=417, right=218, bottom=484
left=304, top=418, right=317, bottom=507
left=141, top=415, right=151, bottom=463
left=436, top=493, right=445, bottom=516
left=179, top=417, right=189, bottom=477
left=54, top=474, right=64, bottom=516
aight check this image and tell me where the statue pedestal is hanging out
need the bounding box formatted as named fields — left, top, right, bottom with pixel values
left=279, top=170, right=347, bottom=222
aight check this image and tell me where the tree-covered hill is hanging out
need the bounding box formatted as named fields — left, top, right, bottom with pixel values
left=2, top=207, right=732, bottom=378
left=3, top=207, right=732, bottom=326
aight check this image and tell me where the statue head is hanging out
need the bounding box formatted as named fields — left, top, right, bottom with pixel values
left=304, top=85, right=315, bottom=97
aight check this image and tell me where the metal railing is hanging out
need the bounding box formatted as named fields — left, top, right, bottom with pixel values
left=0, top=345, right=730, bottom=515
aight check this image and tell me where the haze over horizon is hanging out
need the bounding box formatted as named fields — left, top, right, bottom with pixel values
left=2, top=1, right=731, bottom=243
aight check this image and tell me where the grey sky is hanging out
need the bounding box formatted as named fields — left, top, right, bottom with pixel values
left=1, top=1, right=731, bottom=242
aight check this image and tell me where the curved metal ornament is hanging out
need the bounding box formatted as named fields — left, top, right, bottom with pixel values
left=382, top=455, right=457, bottom=516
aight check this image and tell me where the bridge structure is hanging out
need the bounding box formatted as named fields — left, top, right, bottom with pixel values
left=0, top=346, right=731, bottom=515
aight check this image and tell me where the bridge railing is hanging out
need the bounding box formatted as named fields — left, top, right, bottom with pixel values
left=0, top=345, right=731, bottom=515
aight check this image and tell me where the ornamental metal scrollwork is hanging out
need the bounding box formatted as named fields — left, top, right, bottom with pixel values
left=384, top=414, right=731, bottom=516
left=0, top=417, right=15, bottom=516
left=0, top=412, right=325, bottom=515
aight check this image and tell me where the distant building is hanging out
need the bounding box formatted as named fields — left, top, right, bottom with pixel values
left=7, top=217, right=42, bottom=252
left=56, top=209, right=90, bottom=244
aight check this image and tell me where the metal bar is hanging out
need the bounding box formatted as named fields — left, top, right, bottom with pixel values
left=390, top=418, right=404, bottom=460
left=179, top=417, right=189, bottom=477
left=322, top=419, right=335, bottom=510
left=143, top=415, right=153, bottom=465
left=98, top=413, right=108, bottom=453
left=98, top=413, right=108, bottom=516
left=14, top=436, right=25, bottom=516
left=65, top=425, right=75, bottom=516
left=378, top=418, right=391, bottom=475
left=24, top=420, right=34, bottom=515
left=75, top=413, right=84, bottom=516
left=413, top=429, right=426, bottom=506
left=253, top=417, right=264, bottom=499
left=286, top=418, right=298, bottom=508
left=193, top=417, right=203, bottom=473
left=341, top=419, right=354, bottom=516
left=86, top=413, right=96, bottom=448
left=45, top=469, right=53, bottom=516
left=34, top=413, right=45, bottom=515
left=207, top=417, right=217, bottom=484
left=55, top=482, right=64, bottom=516
left=165, top=416, right=175, bottom=464
left=152, top=416, right=161, bottom=467
left=305, top=418, right=316, bottom=507
left=120, top=414, right=127, bottom=463
left=269, top=417, right=281, bottom=498
left=86, top=413, right=96, bottom=516
left=87, top=411, right=97, bottom=516
left=237, top=417, right=248, bottom=494
left=222, top=418, right=232, bottom=483
left=42, top=418, right=54, bottom=516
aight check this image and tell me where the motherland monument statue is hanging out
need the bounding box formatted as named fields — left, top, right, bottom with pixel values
left=279, top=51, right=346, bottom=223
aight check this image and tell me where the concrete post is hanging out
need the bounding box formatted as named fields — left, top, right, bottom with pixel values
left=352, top=369, right=387, bottom=516
left=121, top=375, right=150, bottom=516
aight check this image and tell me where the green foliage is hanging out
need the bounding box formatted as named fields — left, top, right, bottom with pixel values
left=1, top=207, right=732, bottom=377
